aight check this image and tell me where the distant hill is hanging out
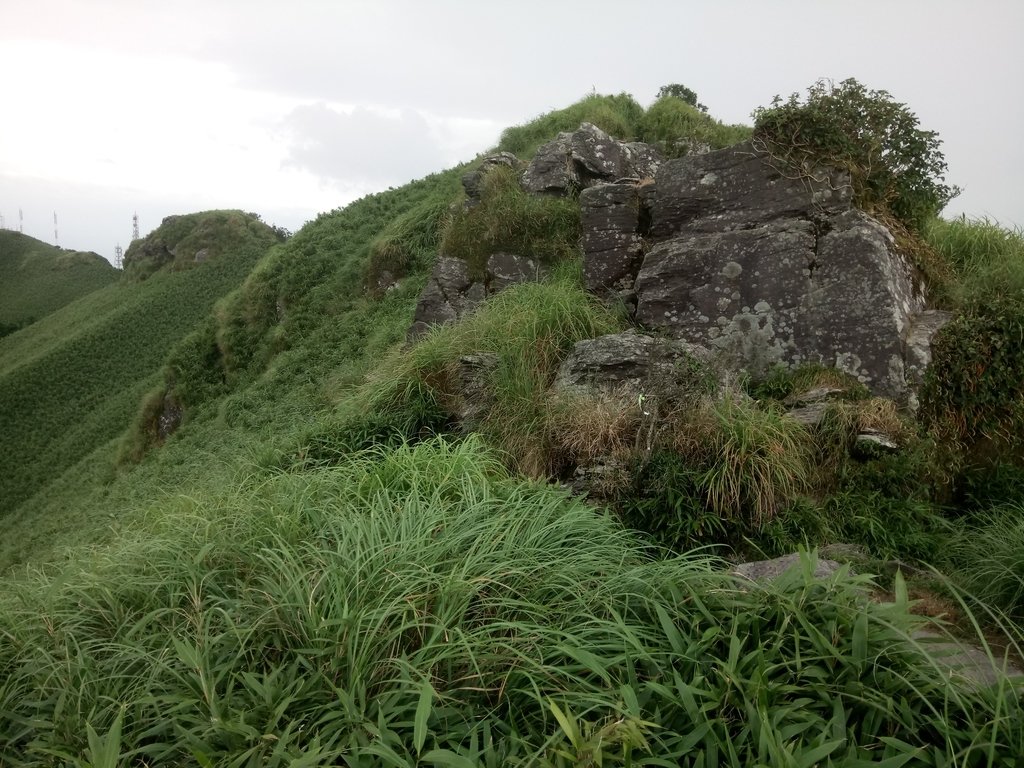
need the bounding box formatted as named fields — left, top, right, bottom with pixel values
left=0, top=230, right=117, bottom=334
left=0, top=210, right=282, bottom=518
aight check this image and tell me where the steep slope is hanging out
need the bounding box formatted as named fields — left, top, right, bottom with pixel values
left=0, top=211, right=281, bottom=519
left=0, top=230, right=117, bottom=333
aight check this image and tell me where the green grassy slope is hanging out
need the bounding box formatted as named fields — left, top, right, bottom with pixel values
left=3, top=91, right=1024, bottom=765
left=0, top=230, right=117, bottom=332
left=0, top=211, right=280, bottom=519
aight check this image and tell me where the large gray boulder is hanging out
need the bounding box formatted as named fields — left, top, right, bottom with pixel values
left=634, top=142, right=936, bottom=401
left=521, top=123, right=662, bottom=196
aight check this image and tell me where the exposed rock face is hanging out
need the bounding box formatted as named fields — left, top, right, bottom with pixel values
left=408, top=253, right=544, bottom=339
left=521, top=123, right=662, bottom=196
left=553, top=330, right=716, bottom=400
left=632, top=142, right=932, bottom=401
left=157, top=393, right=183, bottom=441
left=580, top=181, right=650, bottom=295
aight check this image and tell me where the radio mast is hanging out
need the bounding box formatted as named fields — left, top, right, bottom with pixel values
left=19, top=208, right=23, bottom=233
left=114, top=244, right=123, bottom=269
left=132, top=212, right=140, bottom=241
left=54, top=212, right=59, bottom=247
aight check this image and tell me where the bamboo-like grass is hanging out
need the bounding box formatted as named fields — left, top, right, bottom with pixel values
left=2, top=438, right=1021, bottom=765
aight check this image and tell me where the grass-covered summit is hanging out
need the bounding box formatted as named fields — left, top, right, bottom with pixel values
left=0, top=229, right=117, bottom=335
left=2, top=88, right=1024, bottom=765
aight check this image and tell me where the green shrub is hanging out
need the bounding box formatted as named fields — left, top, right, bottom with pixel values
left=922, top=295, right=1024, bottom=452
left=614, top=449, right=726, bottom=550
left=753, top=78, right=958, bottom=230
left=656, top=82, right=707, bottom=112
left=640, top=96, right=751, bottom=158
left=440, top=165, right=581, bottom=276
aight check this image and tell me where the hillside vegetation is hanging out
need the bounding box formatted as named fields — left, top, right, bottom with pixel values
left=0, top=230, right=117, bottom=334
left=2, top=87, right=1024, bottom=765
left=0, top=210, right=281, bottom=520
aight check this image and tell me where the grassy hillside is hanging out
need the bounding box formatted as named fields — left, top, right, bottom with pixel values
left=0, top=210, right=281, bottom=519
left=0, top=230, right=117, bottom=333
left=2, top=90, right=1024, bottom=765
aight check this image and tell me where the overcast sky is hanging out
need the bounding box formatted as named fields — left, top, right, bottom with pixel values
left=2, top=0, right=1022, bottom=263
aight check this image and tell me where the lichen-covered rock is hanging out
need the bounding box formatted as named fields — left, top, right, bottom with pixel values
left=648, top=141, right=851, bottom=238
left=580, top=181, right=646, bottom=294
left=521, top=123, right=662, bottom=196
left=408, top=257, right=477, bottom=339
left=486, top=252, right=543, bottom=292
left=451, top=353, right=499, bottom=428
left=634, top=143, right=929, bottom=401
left=732, top=553, right=844, bottom=582
left=408, top=253, right=545, bottom=339
left=553, top=329, right=716, bottom=400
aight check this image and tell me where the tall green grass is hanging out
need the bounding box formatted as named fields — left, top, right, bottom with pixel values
left=2, top=438, right=1021, bottom=765
left=439, top=165, right=581, bottom=276
left=325, top=270, right=623, bottom=476
left=497, top=93, right=645, bottom=158
left=640, top=96, right=752, bottom=157
left=921, top=217, right=1024, bottom=452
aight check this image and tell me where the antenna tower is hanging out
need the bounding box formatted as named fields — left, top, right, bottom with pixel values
left=0, top=213, right=5, bottom=229
left=114, top=244, right=123, bottom=270
left=19, top=208, right=23, bottom=233
left=54, top=212, right=59, bottom=247
left=132, top=212, right=140, bottom=241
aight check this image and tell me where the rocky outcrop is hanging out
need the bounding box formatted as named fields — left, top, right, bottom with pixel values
left=553, top=330, right=717, bottom=401
left=629, top=142, right=935, bottom=401
left=521, top=123, right=662, bottom=196
left=409, top=127, right=948, bottom=406
left=408, top=253, right=545, bottom=339
left=579, top=181, right=651, bottom=295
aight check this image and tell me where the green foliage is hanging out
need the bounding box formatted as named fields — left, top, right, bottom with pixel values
left=922, top=298, right=1024, bottom=452
left=690, top=394, right=814, bottom=528
left=497, top=92, right=644, bottom=157
left=615, top=450, right=726, bottom=550
left=122, top=210, right=281, bottom=280
left=656, top=82, right=707, bottom=112
left=0, top=222, right=269, bottom=516
left=364, top=194, right=453, bottom=294
left=354, top=274, right=622, bottom=476
left=211, top=170, right=462, bottom=384
left=640, top=96, right=751, bottom=158
left=919, top=218, right=1024, bottom=455
left=924, top=216, right=1024, bottom=307
left=440, top=165, right=581, bottom=275
left=2, top=439, right=1021, bottom=765
left=947, top=503, right=1024, bottom=622
left=745, top=362, right=869, bottom=402
left=753, top=78, right=958, bottom=230
left=0, top=230, right=117, bottom=327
